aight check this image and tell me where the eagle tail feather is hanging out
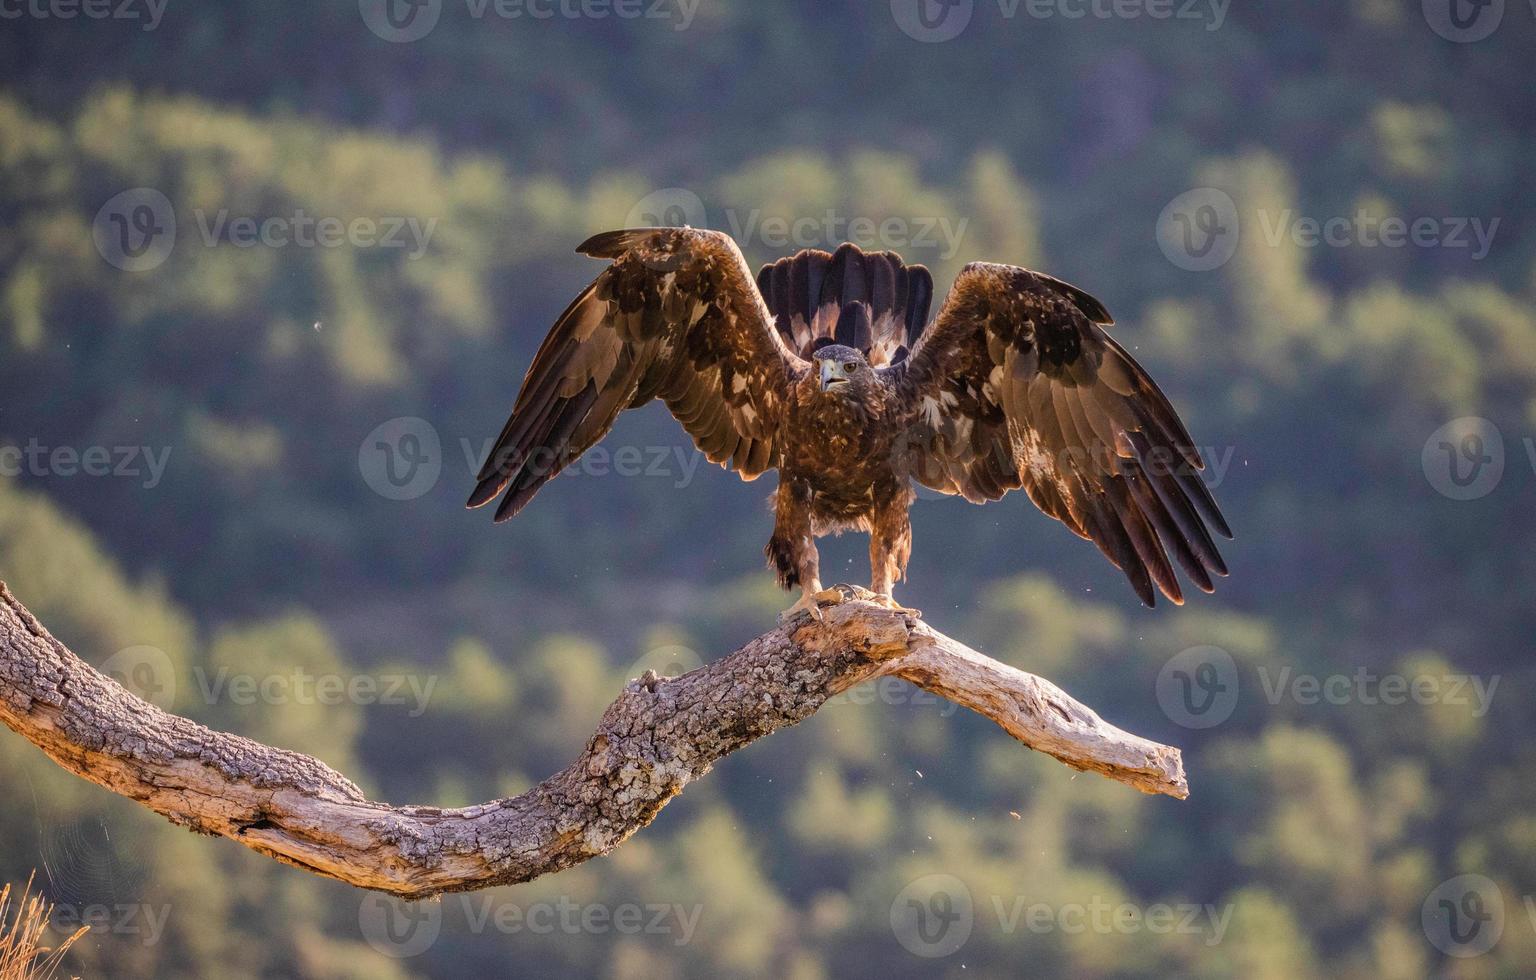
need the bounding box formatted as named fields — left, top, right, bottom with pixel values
left=757, top=243, right=933, bottom=366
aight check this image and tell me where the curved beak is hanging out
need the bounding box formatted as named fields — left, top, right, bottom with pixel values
left=819, top=360, right=846, bottom=391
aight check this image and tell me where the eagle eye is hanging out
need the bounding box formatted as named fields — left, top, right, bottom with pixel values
left=843, top=361, right=859, bottom=374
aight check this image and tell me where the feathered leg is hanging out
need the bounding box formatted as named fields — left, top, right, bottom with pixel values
left=869, top=493, right=915, bottom=611
left=767, top=481, right=829, bottom=621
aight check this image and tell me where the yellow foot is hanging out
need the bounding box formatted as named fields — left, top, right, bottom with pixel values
left=778, top=587, right=849, bottom=624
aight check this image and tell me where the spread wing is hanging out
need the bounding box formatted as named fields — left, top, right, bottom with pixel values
left=468, top=228, right=803, bottom=521
left=892, top=262, right=1232, bottom=606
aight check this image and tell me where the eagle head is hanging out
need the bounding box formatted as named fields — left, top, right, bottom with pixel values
left=813, top=343, right=872, bottom=395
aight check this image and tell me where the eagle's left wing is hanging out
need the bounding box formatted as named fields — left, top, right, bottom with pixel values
left=468, top=227, right=802, bottom=521
left=892, top=262, right=1232, bottom=606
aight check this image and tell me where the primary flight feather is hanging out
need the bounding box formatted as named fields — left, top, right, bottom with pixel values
left=469, top=227, right=1231, bottom=618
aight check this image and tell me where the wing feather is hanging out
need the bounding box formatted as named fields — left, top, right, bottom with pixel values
left=893, top=262, right=1231, bottom=606
left=469, top=228, right=802, bottom=521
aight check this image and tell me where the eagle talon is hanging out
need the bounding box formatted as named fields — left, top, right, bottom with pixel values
left=778, top=593, right=822, bottom=624
left=814, top=586, right=850, bottom=606
left=779, top=586, right=848, bottom=624
left=869, top=593, right=920, bottom=617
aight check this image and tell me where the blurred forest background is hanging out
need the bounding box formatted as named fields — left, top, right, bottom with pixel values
left=3, top=1, right=1536, bottom=977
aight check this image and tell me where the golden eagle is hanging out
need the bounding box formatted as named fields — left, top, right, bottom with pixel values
left=469, top=228, right=1231, bottom=619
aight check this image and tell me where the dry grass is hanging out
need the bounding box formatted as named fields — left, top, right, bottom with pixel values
left=0, top=875, right=86, bottom=980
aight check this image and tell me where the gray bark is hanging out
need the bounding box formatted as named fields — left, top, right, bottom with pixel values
left=0, top=581, right=1185, bottom=899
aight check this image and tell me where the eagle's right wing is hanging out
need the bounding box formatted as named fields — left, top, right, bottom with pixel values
left=468, top=228, right=804, bottom=521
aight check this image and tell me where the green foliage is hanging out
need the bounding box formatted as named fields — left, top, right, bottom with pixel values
left=3, top=3, right=1535, bottom=976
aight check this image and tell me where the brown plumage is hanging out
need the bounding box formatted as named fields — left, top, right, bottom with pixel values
left=469, top=227, right=1232, bottom=616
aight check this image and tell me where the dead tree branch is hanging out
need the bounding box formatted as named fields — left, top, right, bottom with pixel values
left=0, top=581, right=1185, bottom=899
